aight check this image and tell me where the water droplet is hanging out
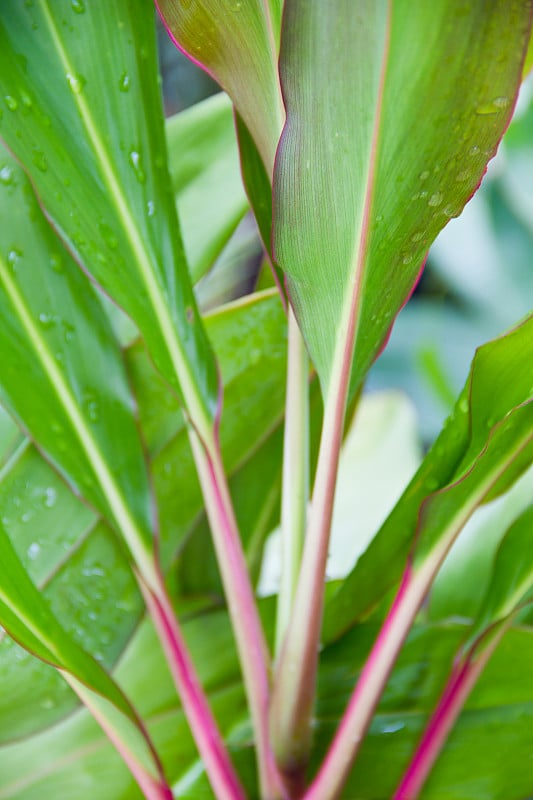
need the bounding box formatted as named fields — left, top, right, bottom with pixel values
left=455, top=170, right=469, bottom=182
left=428, top=192, right=443, bottom=207
left=98, top=221, right=118, bottom=249
left=21, top=511, right=32, bottom=524
left=38, top=312, right=56, bottom=328
left=118, top=72, right=130, bottom=92
left=381, top=721, right=405, bottom=734
left=419, top=170, right=429, bottom=181
left=146, top=200, right=155, bottom=217
left=128, top=149, right=145, bottom=183
left=84, top=393, right=100, bottom=423
left=4, top=95, right=18, bottom=111
left=0, top=166, right=14, bottom=186
left=66, top=72, right=86, bottom=94
left=7, top=248, right=22, bottom=267
left=71, top=0, right=85, bottom=12
left=476, top=96, right=510, bottom=115
left=411, top=231, right=423, bottom=243
left=458, top=397, right=469, bottom=414
left=50, top=253, right=64, bottom=273
left=402, top=253, right=413, bottom=265
left=43, top=487, right=57, bottom=508
left=62, top=320, right=75, bottom=342
left=20, top=92, right=32, bottom=110
left=39, top=696, right=55, bottom=709
left=28, top=542, right=41, bottom=560
left=469, top=145, right=480, bottom=156
left=233, top=1, right=242, bottom=10
left=443, top=204, right=461, bottom=218
left=31, top=148, right=47, bottom=172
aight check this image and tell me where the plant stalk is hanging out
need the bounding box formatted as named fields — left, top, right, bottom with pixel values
left=275, top=308, right=310, bottom=658
left=189, top=430, right=284, bottom=800
left=142, top=579, right=246, bottom=800
left=393, top=625, right=507, bottom=800
left=269, top=342, right=353, bottom=780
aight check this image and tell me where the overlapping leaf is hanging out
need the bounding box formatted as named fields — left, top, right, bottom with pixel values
left=157, top=0, right=284, bottom=175
left=325, top=313, right=533, bottom=640
left=166, top=93, right=249, bottom=282
left=273, top=0, right=532, bottom=403
left=0, top=0, right=217, bottom=438
left=0, top=147, right=157, bottom=585
left=0, top=518, right=165, bottom=794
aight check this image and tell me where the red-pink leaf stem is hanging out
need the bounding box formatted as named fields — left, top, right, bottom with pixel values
left=189, top=432, right=285, bottom=800
left=303, top=567, right=422, bottom=800
left=393, top=626, right=507, bottom=800
left=142, top=582, right=246, bottom=800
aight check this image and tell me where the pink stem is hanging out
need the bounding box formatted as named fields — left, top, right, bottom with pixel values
left=303, top=567, right=421, bottom=800
left=143, top=583, right=246, bottom=800
left=394, top=633, right=502, bottom=799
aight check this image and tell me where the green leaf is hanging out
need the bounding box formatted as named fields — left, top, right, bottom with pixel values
left=0, top=148, right=157, bottom=587
left=325, top=313, right=533, bottom=640
left=157, top=0, right=284, bottom=174
left=166, top=93, right=249, bottom=282
left=0, top=0, right=217, bottom=438
left=0, top=518, right=164, bottom=790
left=273, top=1, right=532, bottom=404
left=469, top=504, right=533, bottom=642
left=123, top=289, right=287, bottom=566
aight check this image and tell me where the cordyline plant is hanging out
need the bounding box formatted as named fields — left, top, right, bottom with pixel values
left=0, top=1, right=532, bottom=799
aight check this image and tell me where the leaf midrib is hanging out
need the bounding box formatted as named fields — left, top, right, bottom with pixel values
left=0, top=253, right=153, bottom=583
left=40, top=2, right=211, bottom=439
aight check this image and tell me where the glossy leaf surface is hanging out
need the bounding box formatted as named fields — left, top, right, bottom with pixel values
left=157, top=0, right=284, bottom=174
left=0, top=0, right=217, bottom=436
left=273, top=0, right=532, bottom=402
left=325, top=313, right=533, bottom=640
left=0, top=148, right=156, bottom=582
left=166, top=93, right=249, bottom=282
left=0, top=519, right=162, bottom=788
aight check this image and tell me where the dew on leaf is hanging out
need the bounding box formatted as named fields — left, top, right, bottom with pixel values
left=27, top=542, right=40, bottom=560
left=43, top=487, right=57, bottom=508
left=0, top=166, right=14, bottom=186
left=4, top=95, right=18, bottom=111
left=38, top=312, right=56, bottom=328
left=418, top=170, right=429, bottom=181
left=66, top=72, right=86, bottom=94
left=428, top=192, right=443, bottom=207
left=128, top=149, right=145, bottom=183
left=118, top=72, right=131, bottom=92
left=469, top=145, right=480, bottom=156
left=31, top=148, right=47, bottom=172
left=98, top=221, right=119, bottom=249
left=71, top=0, right=85, bottom=12
left=476, top=96, right=510, bottom=115
left=50, top=253, right=64, bottom=273
left=7, top=248, right=22, bottom=267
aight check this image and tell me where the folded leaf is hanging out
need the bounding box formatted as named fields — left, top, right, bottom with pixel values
left=0, top=0, right=217, bottom=439
left=157, top=0, right=284, bottom=175
left=273, top=0, right=532, bottom=404
left=325, top=312, right=533, bottom=640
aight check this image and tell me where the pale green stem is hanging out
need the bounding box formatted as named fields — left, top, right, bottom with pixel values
left=189, top=429, right=285, bottom=800
left=275, top=308, right=310, bottom=658
left=269, top=347, right=353, bottom=780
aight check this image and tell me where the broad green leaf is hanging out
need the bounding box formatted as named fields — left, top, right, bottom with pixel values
left=468, top=504, right=533, bottom=643
left=273, top=1, right=532, bottom=404
left=0, top=519, right=164, bottom=791
left=0, top=438, right=143, bottom=741
left=325, top=313, right=533, bottom=640
left=166, top=92, right=249, bottom=282
left=6, top=615, right=532, bottom=799
left=0, top=1, right=217, bottom=439
left=0, top=149, right=157, bottom=586
left=157, top=0, right=284, bottom=174
left=126, top=289, right=288, bottom=566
